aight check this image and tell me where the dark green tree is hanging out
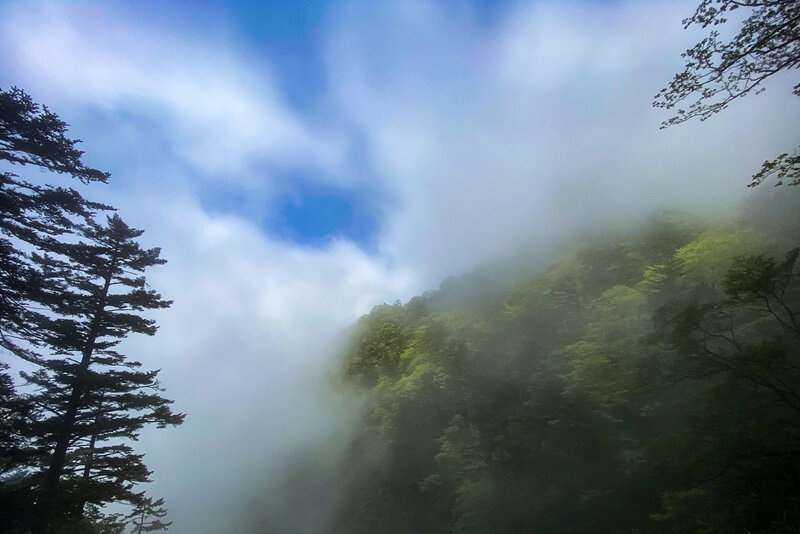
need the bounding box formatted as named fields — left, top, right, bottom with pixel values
left=20, top=215, right=184, bottom=531
left=1, top=86, right=110, bottom=356
left=0, top=362, right=41, bottom=533
left=0, top=362, right=38, bottom=474
left=648, top=247, right=800, bottom=532
left=128, top=496, right=172, bottom=533
left=654, top=0, right=800, bottom=186
left=1, top=87, right=182, bottom=533
left=1, top=86, right=114, bottom=532
left=321, top=206, right=800, bottom=534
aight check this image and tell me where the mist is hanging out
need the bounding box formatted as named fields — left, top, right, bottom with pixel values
left=1, top=0, right=798, bottom=533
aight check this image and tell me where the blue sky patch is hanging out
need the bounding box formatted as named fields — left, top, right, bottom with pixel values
left=208, top=0, right=332, bottom=111
left=199, top=171, right=382, bottom=251
left=264, top=176, right=381, bottom=250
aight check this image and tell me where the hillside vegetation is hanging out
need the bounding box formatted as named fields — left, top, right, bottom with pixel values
left=332, top=196, right=800, bottom=534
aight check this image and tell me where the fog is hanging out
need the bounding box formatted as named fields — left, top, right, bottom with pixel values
left=1, top=0, right=798, bottom=532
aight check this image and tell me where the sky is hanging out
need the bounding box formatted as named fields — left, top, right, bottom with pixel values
left=1, top=0, right=798, bottom=532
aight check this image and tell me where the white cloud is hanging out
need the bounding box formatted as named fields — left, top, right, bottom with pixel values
left=499, top=3, right=594, bottom=90
left=325, top=0, right=800, bottom=286
left=108, top=187, right=412, bottom=532
left=1, top=2, right=345, bottom=181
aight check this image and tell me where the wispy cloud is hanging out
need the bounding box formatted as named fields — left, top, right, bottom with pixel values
left=2, top=2, right=345, bottom=181
left=116, top=190, right=410, bottom=532
left=326, top=0, right=800, bottom=285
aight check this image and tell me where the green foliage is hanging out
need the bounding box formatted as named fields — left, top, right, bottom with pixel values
left=333, top=203, right=800, bottom=533
left=674, top=226, right=775, bottom=293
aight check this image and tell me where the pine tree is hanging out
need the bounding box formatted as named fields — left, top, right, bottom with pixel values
left=128, top=496, right=172, bottom=533
left=0, top=362, right=38, bottom=474
left=19, top=215, right=184, bottom=531
left=1, top=86, right=114, bottom=532
left=1, top=86, right=110, bottom=357
left=0, top=362, right=41, bottom=533
left=1, top=86, right=182, bottom=533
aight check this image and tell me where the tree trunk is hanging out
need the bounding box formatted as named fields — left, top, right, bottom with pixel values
left=34, top=268, right=113, bottom=533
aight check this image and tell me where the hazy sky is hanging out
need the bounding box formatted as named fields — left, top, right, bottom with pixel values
left=1, top=0, right=798, bottom=532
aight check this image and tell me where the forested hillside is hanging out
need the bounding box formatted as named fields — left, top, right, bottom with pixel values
left=331, top=195, right=800, bottom=534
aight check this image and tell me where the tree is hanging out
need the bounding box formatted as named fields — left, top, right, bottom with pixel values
left=323, top=207, right=798, bottom=534
left=128, top=496, right=172, bottom=533
left=724, top=247, right=800, bottom=336
left=0, top=86, right=115, bottom=531
left=648, top=246, right=800, bottom=532
left=0, top=362, right=41, bottom=533
left=654, top=0, right=800, bottom=186
left=0, top=87, right=182, bottom=532
left=0, top=362, right=38, bottom=474
left=21, top=214, right=184, bottom=531
left=1, top=85, right=112, bottom=485
left=1, top=86, right=110, bottom=356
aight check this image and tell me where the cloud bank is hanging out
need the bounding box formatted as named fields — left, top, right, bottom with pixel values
left=326, top=0, right=799, bottom=284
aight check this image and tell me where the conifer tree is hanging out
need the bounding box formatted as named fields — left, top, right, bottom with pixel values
left=1, top=86, right=183, bottom=533
left=128, top=496, right=172, bottom=533
left=1, top=86, right=110, bottom=356
left=0, top=362, right=37, bottom=474
left=1, top=86, right=114, bottom=531
left=22, top=214, right=184, bottom=530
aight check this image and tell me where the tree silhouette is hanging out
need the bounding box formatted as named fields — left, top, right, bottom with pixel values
left=23, top=215, right=184, bottom=531
left=0, top=87, right=182, bottom=533
left=0, top=86, right=116, bottom=532
left=128, top=496, right=172, bottom=533
left=0, top=86, right=110, bottom=356
left=654, top=0, right=800, bottom=186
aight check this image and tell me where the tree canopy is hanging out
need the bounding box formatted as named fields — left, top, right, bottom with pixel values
left=0, top=87, right=111, bottom=357
left=281, top=197, right=800, bottom=534
left=654, top=0, right=800, bottom=186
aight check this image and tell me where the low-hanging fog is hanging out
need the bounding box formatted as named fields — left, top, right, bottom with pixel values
left=1, top=0, right=798, bottom=532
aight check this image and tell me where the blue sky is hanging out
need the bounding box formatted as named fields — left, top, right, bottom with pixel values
left=1, top=0, right=718, bottom=256
left=1, top=1, right=798, bottom=532
left=0, top=0, right=525, bottom=252
left=54, top=0, right=386, bottom=249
